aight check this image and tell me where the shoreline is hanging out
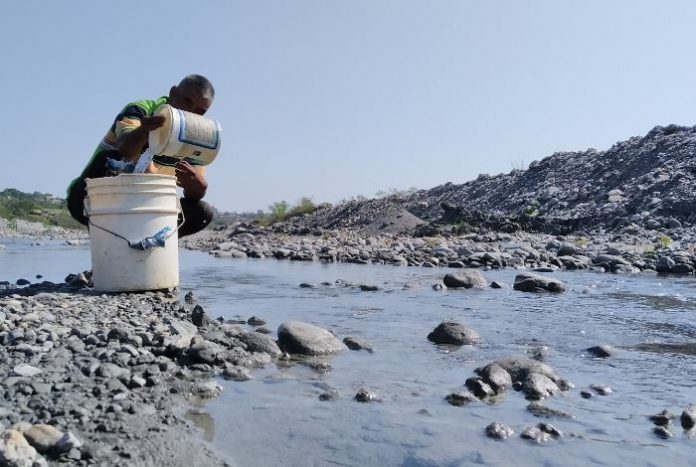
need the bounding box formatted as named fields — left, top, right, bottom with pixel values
left=179, top=221, right=696, bottom=277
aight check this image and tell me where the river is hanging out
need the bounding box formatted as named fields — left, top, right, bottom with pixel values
left=1, top=239, right=694, bottom=466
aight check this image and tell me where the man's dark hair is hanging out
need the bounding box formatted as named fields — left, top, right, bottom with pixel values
left=179, top=74, right=215, bottom=100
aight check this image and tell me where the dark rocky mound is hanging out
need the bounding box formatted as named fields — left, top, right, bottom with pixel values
left=278, top=124, right=696, bottom=235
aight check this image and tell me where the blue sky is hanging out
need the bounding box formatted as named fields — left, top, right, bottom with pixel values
left=2, top=1, right=695, bottom=212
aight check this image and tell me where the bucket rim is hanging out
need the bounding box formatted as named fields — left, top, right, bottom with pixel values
left=86, top=207, right=180, bottom=216
left=86, top=174, right=177, bottom=185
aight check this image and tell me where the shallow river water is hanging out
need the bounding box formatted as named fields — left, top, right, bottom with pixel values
left=1, top=240, right=695, bottom=466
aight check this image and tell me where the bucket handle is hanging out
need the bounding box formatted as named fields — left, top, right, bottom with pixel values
left=85, top=200, right=185, bottom=250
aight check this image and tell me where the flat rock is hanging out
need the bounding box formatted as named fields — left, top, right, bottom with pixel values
left=277, top=321, right=346, bottom=356
left=12, top=365, right=42, bottom=378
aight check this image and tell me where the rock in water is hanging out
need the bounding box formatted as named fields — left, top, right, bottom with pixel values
left=277, top=321, right=346, bottom=356
left=586, top=344, right=615, bottom=358
left=475, top=363, right=512, bottom=393
left=522, top=373, right=560, bottom=400
left=681, top=405, right=696, bottom=430
left=446, top=391, right=477, bottom=407
left=427, top=321, right=480, bottom=345
left=485, top=422, right=514, bottom=440
left=442, top=270, right=488, bottom=289
left=343, top=336, right=374, bottom=352
left=513, top=273, right=566, bottom=293
left=354, top=388, right=375, bottom=403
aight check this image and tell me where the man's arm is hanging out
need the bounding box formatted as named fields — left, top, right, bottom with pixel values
left=116, top=116, right=166, bottom=162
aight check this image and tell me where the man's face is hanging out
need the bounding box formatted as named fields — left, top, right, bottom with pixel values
left=169, top=84, right=212, bottom=115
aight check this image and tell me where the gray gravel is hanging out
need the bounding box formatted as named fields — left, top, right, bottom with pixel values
left=0, top=277, right=287, bottom=466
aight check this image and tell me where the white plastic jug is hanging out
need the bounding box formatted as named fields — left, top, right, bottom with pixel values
left=149, top=104, right=222, bottom=166
left=85, top=174, right=180, bottom=292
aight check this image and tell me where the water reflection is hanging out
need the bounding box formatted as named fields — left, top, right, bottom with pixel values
left=633, top=342, right=696, bottom=356
left=606, top=291, right=696, bottom=312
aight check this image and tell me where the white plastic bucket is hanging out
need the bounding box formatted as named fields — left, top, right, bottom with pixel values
left=85, top=174, right=180, bottom=292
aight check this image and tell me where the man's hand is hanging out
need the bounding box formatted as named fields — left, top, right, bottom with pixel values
left=175, top=161, right=208, bottom=200
left=139, top=115, right=166, bottom=131
left=117, top=116, right=166, bottom=161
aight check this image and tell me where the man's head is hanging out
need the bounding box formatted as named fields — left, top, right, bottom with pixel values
left=168, top=74, right=215, bottom=115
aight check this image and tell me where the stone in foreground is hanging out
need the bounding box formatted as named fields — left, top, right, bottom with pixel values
left=277, top=321, right=346, bottom=356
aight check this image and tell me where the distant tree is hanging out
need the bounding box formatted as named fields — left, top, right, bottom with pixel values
left=269, top=201, right=289, bottom=220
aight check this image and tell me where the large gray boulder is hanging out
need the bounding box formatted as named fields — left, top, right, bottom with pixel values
left=442, top=270, right=488, bottom=289
left=513, top=273, right=566, bottom=293
left=277, top=321, right=346, bottom=356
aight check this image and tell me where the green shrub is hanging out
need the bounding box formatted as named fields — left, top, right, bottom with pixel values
left=522, top=200, right=540, bottom=217
left=658, top=234, right=672, bottom=248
